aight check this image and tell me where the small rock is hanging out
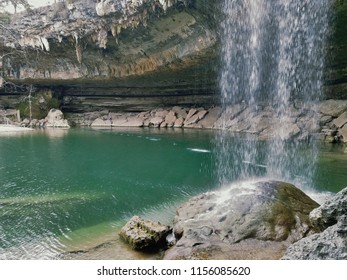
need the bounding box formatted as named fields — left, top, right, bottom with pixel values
left=30, top=119, right=38, bottom=127
left=214, top=104, right=247, bottom=129
left=186, top=108, right=197, bottom=121
left=199, top=107, right=222, bottom=129
left=197, top=110, right=208, bottom=120
left=319, top=115, right=333, bottom=126
left=320, top=100, right=347, bottom=117
left=123, top=116, right=144, bottom=127
left=184, top=114, right=200, bottom=126
left=160, top=121, right=168, bottom=128
left=155, top=110, right=169, bottom=118
left=174, top=117, right=184, bottom=128
left=143, top=118, right=150, bottom=127
left=137, top=111, right=150, bottom=118
left=119, top=216, right=171, bottom=252
left=21, top=118, right=30, bottom=126
left=91, top=118, right=111, bottom=127
left=165, top=111, right=177, bottom=127
left=278, top=123, right=301, bottom=140
left=111, top=116, right=128, bottom=126
left=338, top=126, right=347, bottom=143
left=96, top=0, right=117, bottom=17
left=172, top=107, right=187, bottom=118
left=321, top=128, right=338, bottom=137
left=332, top=111, right=347, bottom=129
left=149, top=116, right=164, bottom=128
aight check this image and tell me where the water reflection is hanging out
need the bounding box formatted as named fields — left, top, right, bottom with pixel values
left=44, top=128, right=69, bottom=138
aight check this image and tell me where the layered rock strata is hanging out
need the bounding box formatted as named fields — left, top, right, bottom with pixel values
left=0, top=0, right=218, bottom=111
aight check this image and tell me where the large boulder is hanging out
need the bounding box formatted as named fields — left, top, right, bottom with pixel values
left=282, top=187, right=347, bottom=260
left=119, top=216, right=171, bottom=252
left=165, top=180, right=319, bottom=260
left=45, top=109, right=70, bottom=128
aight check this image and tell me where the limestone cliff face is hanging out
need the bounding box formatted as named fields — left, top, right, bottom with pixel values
left=0, top=0, right=346, bottom=114
left=1, top=0, right=218, bottom=112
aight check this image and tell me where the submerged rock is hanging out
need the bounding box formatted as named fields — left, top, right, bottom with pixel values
left=283, top=187, right=347, bottom=260
left=119, top=216, right=171, bottom=252
left=165, top=180, right=319, bottom=260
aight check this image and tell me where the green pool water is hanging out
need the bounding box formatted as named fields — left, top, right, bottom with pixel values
left=0, top=128, right=346, bottom=259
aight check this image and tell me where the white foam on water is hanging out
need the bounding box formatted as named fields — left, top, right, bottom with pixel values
left=187, top=148, right=211, bottom=153
left=146, top=137, right=161, bottom=142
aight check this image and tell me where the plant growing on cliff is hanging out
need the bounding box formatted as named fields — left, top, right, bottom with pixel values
left=16, top=92, right=61, bottom=120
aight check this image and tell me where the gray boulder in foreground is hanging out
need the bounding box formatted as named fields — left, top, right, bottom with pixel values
left=165, top=180, right=320, bottom=260
left=283, top=187, right=347, bottom=260
left=119, top=216, right=171, bottom=252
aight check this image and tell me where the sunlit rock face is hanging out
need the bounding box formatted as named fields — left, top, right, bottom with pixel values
left=0, top=0, right=218, bottom=112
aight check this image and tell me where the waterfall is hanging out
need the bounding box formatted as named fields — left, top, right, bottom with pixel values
left=217, top=0, right=331, bottom=188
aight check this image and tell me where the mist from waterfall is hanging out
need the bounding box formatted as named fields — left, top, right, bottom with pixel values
left=217, top=0, right=331, bottom=188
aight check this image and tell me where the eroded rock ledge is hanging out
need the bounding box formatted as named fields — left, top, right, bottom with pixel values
left=0, top=0, right=218, bottom=110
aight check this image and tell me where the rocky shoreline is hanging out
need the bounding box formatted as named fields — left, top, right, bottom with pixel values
left=67, top=180, right=346, bottom=260
left=118, top=180, right=347, bottom=260
left=62, top=99, right=347, bottom=143
left=1, top=99, right=347, bottom=144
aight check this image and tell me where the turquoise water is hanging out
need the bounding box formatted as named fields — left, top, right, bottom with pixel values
left=0, top=128, right=216, bottom=259
left=0, top=128, right=346, bottom=259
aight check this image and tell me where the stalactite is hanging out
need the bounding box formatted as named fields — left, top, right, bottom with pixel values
left=73, top=33, right=82, bottom=64
left=98, top=28, right=108, bottom=49
left=76, top=42, right=82, bottom=64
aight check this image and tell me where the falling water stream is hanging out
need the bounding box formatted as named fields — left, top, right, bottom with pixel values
left=217, top=0, right=331, bottom=188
